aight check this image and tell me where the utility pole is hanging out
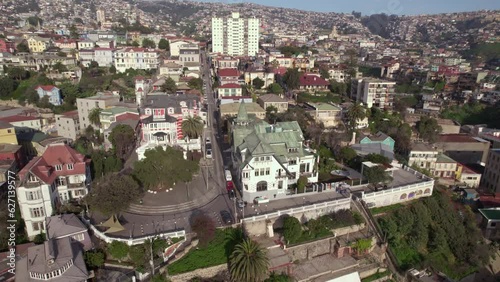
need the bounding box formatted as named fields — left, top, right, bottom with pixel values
left=149, top=239, right=155, bottom=276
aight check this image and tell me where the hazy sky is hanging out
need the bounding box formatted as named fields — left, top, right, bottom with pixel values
left=199, top=0, right=500, bottom=15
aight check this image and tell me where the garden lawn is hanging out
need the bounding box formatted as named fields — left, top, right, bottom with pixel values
left=370, top=204, right=403, bottom=215
left=297, top=92, right=341, bottom=104
left=168, top=229, right=232, bottom=275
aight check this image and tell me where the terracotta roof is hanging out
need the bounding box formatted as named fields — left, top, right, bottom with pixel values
left=35, top=85, right=57, bottom=91
left=116, top=112, right=139, bottom=122
left=438, top=134, right=486, bottom=143
left=218, top=68, right=239, bottom=77
left=0, top=115, right=38, bottom=123
left=273, top=67, right=287, bottom=75
left=218, top=83, right=241, bottom=89
left=18, top=144, right=88, bottom=185
left=61, top=110, right=79, bottom=118
left=299, top=74, right=329, bottom=86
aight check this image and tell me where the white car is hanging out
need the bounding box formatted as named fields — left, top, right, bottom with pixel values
left=225, top=170, right=232, bottom=181
left=206, top=149, right=212, bottom=158
left=205, top=137, right=211, bottom=144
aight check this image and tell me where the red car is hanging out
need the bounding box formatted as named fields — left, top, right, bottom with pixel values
left=226, top=181, right=234, bottom=192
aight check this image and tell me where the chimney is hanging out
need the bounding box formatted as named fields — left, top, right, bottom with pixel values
left=350, top=131, right=356, bottom=145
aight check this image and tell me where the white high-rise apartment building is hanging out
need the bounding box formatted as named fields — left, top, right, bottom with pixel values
left=212, top=12, right=259, bottom=56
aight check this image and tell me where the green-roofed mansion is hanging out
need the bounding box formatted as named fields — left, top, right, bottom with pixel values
left=231, top=102, right=318, bottom=202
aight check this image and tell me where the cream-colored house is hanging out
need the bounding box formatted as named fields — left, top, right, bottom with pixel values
left=304, top=102, right=342, bottom=127
left=257, top=94, right=288, bottom=113
left=27, top=36, right=51, bottom=53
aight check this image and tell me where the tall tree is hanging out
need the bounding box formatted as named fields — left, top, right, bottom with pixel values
left=181, top=116, right=204, bottom=139
left=190, top=212, right=216, bottom=247
left=363, top=165, right=392, bottom=186
left=85, top=174, right=142, bottom=216
left=319, top=67, right=330, bottom=80
left=0, top=77, right=15, bottom=98
left=416, top=116, right=442, bottom=143
left=346, top=103, right=366, bottom=130
left=282, top=216, right=302, bottom=244
left=252, top=77, right=265, bottom=89
left=161, top=77, right=177, bottom=93
left=283, top=68, right=300, bottom=90
left=187, top=77, right=203, bottom=90
left=133, top=146, right=199, bottom=190
left=7, top=67, right=29, bottom=80
left=107, top=241, right=129, bottom=262
left=69, top=24, right=79, bottom=39
left=230, top=239, right=269, bottom=282
left=16, top=42, right=30, bottom=53
left=267, top=83, right=283, bottom=94
left=88, top=108, right=102, bottom=127
left=109, top=124, right=136, bottom=161
left=158, top=38, right=169, bottom=51
left=141, top=38, right=156, bottom=49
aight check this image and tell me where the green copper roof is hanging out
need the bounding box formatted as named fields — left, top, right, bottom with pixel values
left=235, top=101, right=249, bottom=124
left=479, top=208, right=500, bottom=221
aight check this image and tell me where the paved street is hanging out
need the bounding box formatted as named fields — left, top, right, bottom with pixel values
left=89, top=51, right=236, bottom=238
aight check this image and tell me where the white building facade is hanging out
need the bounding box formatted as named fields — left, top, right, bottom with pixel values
left=212, top=12, right=260, bottom=56
left=17, top=144, right=91, bottom=239
left=232, top=103, right=318, bottom=202
left=351, top=79, right=396, bottom=109
left=114, top=48, right=160, bottom=73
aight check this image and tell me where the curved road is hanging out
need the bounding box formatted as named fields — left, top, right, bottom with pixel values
left=111, top=50, right=236, bottom=237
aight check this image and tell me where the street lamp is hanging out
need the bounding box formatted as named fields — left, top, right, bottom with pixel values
left=174, top=221, right=177, bottom=231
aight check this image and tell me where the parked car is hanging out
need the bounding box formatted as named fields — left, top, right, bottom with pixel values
left=237, top=199, right=246, bottom=208
left=205, top=137, right=211, bottom=144
left=206, top=149, right=212, bottom=158
left=225, top=170, right=232, bottom=181
left=220, top=210, right=232, bottom=224
left=228, top=189, right=235, bottom=200
left=226, top=181, right=234, bottom=192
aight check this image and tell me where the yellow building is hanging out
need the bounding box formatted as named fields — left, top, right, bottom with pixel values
left=26, top=36, right=50, bottom=53
left=0, top=121, right=18, bottom=144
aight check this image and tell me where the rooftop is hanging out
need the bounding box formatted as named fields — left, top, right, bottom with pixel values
left=16, top=237, right=89, bottom=282
left=479, top=208, right=500, bottom=221
left=218, top=68, right=240, bottom=77
left=221, top=101, right=265, bottom=114
left=46, top=214, right=87, bottom=239
left=258, top=94, right=287, bottom=103
left=218, top=83, right=241, bottom=89
left=438, top=134, right=489, bottom=143
left=306, top=102, right=341, bottom=111
left=436, top=154, right=457, bottom=163
left=0, top=115, right=39, bottom=123
left=411, top=142, right=437, bottom=152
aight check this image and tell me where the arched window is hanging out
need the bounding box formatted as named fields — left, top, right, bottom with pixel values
left=256, top=181, right=267, bottom=192
left=400, top=193, right=407, bottom=200
left=424, top=188, right=431, bottom=194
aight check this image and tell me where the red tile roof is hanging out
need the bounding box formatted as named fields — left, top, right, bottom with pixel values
left=62, top=110, right=79, bottom=118
left=218, top=69, right=239, bottom=77
left=0, top=115, right=39, bottom=123
left=18, top=144, right=89, bottom=185
left=299, top=74, right=329, bottom=86
left=273, top=67, right=287, bottom=76
left=36, top=85, right=57, bottom=91
left=438, top=134, right=482, bottom=143
left=116, top=112, right=140, bottom=122
left=218, top=83, right=241, bottom=89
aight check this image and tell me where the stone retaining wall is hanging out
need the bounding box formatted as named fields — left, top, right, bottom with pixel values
left=168, top=264, right=227, bottom=282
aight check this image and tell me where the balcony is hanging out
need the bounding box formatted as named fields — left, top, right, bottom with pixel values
left=24, top=181, right=42, bottom=188
left=67, top=182, right=86, bottom=189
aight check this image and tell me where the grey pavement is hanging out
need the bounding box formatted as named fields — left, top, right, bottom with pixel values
left=89, top=51, right=234, bottom=238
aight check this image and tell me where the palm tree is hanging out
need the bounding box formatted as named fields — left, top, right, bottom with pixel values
left=230, top=239, right=269, bottom=282
left=88, top=108, right=102, bottom=127
left=181, top=116, right=204, bottom=139
left=346, top=103, right=366, bottom=130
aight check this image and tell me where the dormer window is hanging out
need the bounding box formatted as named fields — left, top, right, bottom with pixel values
left=168, top=107, right=174, bottom=114
left=28, top=174, right=37, bottom=182
left=55, top=165, right=62, bottom=171
left=288, top=148, right=298, bottom=153
left=67, top=164, right=74, bottom=170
